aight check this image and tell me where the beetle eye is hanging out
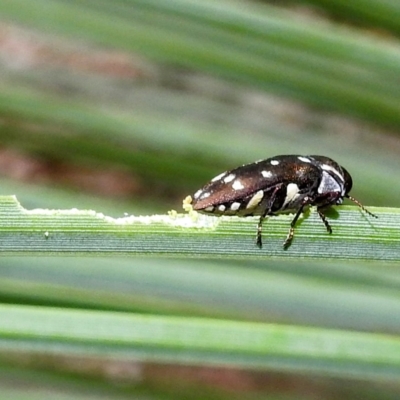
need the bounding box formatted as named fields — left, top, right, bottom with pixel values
left=342, top=167, right=353, bottom=195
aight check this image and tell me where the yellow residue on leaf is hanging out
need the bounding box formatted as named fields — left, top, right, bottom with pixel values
left=182, top=195, right=193, bottom=212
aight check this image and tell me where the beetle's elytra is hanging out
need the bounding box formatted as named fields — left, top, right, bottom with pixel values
left=191, top=155, right=377, bottom=248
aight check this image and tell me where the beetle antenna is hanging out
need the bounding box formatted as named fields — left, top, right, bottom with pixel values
left=346, top=195, right=378, bottom=218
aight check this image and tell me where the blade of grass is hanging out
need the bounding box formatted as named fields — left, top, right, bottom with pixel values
left=304, top=0, right=400, bottom=35
left=1, top=304, right=399, bottom=381
left=3, top=0, right=400, bottom=127
left=0, top=196, right=398, bottom=261
left=1, top=256, right=400, bottom=331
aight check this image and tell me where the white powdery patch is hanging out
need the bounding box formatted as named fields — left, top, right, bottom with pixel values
left=230, top=202, right=241, bottom=211
left=211, top=171, right=226, bottom=182
left=232, top=180, right=244, bottom=190
left=261, top=170, right=272, bottom=178
left=298, top=156, right=311, bottom=163
left=24, top=207, right=99, bottom=217
left=103, top=212, right=219, bottom=229
left=17, top=196, right=219, bottom=230
left=270, top=160, right=279, bottom=166
left=193, top=189, right=202, bottom=199
left=223, top=173, right=236, bottom=183
left=282, top=183, right=300, bottom=207
left=246, top=190, right=264, bottom=209
left=218, top=204, right=226, bottom=212
left=200, top=191, right=211, bottom=199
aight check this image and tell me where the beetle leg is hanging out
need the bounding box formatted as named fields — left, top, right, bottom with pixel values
left=283, top=197, right=311, bottom=249
left=256, top=185, right=284, bottom=248
left=256, top=220, right=263, bottom=248
left=317, top=209, right=332, bottom=234
left=257, top=210, right=272, bottom=249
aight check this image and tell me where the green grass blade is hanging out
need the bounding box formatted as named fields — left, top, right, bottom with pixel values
left=1, top=304, right=399, bottom=381
left=305, top=0, right=400, bottom=35
left=2, top=0, right=400, bottom=127
left=0, top=196, right=398, bottom=261
left=1, top=256, right=400, bottom=331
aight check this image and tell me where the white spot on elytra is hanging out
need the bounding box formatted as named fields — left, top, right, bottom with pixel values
left=230, top=202, right=241, bottom=211
left=321, top=164, right=344, bottom=182
left=223, top=173, right=235, bottom=183
left=194, top=190, right=202, bottom=199
left=282, top=183, right=300, bottom=208
left=200, top=191, right=210, bottom=199
left=246, top=190, right=264, bottom=209
left=211, top=172, right=226, bottom=182
left=298, top=156, right=311, bottom=163
left=261, top=170, right=272, bottom=178
left=270, top=160, right=279, bottom=166
left=204, top=206, right=214, bottom=212
left=218, top=204, right=226, bottom=212
left=232, top=180, right=244, bottom=190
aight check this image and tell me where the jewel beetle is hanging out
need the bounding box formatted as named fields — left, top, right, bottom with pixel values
left=191, top=155, right=377, bottom=248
